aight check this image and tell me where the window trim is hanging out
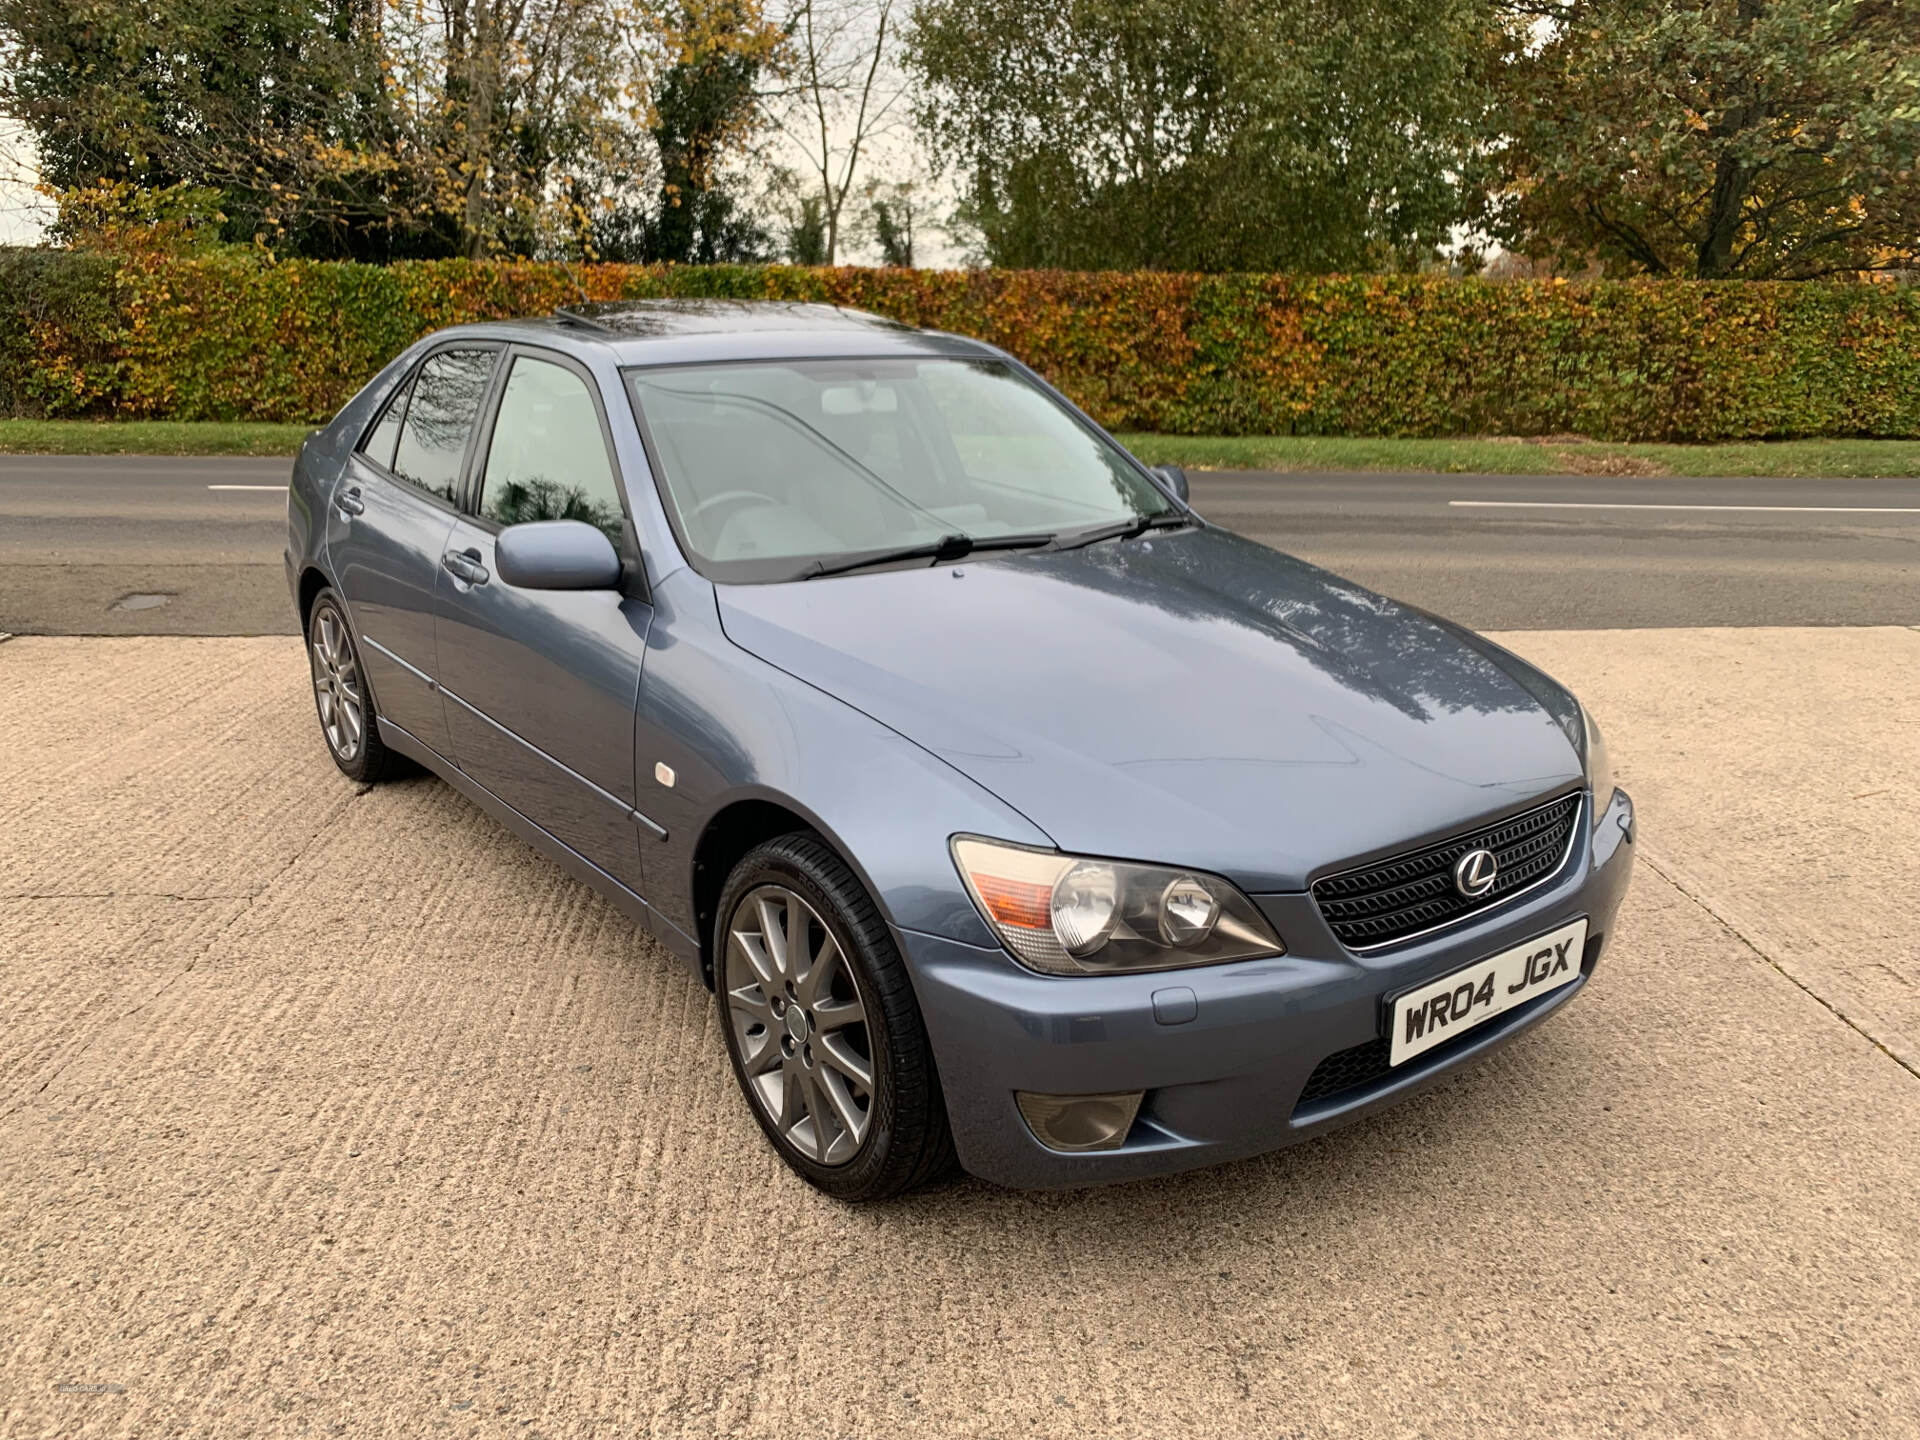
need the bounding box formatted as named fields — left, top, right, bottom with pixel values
left=354, top=340, right=505, bottom=513
left=462, top=343, right=648, bottom=599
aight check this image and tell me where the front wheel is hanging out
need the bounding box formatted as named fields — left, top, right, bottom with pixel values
left=716, top=833, right=956, bottom=1201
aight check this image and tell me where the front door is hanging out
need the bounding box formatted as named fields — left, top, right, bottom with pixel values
left=433, top=348, right=653, bottom=898
left=327, top=345, right=499, bottom=758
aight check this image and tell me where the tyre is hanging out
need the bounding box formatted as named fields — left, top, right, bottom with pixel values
left=716, top=833, right=957, bottom=1200
left=306, top=587, right=407, bottom=783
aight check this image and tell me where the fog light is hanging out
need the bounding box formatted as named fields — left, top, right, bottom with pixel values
left=1015, top=1090, right=1144, bottom=1152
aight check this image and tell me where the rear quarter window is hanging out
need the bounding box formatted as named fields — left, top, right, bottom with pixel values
left=358, top=376, right=410, bottom=470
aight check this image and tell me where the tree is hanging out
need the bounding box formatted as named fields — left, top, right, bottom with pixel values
left=1489, top=0, right=1920, bottom=278
left=378, top=0, right=637, bottom=259
left=637, top=0, right=786, bottom=262
left=0, top=0, right=782, bottom=259
left=905, top=0, right=1498, bottom=272
left=762, top=0, right=906, bottom=265
left=844, top=176, right=917, bottom=264
left=787, top=193, right=829, bottom=260
left=868, top=181, right=915, bottom=266
left=0, top=0, right=397, bottom=252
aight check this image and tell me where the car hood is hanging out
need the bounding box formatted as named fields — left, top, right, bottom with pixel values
left=716, top=526, right=1584, bottom=892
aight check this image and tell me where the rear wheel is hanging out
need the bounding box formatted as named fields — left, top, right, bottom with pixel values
left=306, top=587, right=405, bottom=783
left=716, top=833, right=956, bottom=1200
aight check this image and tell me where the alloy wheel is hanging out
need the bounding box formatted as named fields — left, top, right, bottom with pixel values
left=308, top=606, right=366, bottom=763
left=723, top=884, right=876, bottom=1166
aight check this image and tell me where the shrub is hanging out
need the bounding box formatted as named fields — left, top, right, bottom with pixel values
left=2, top=251, right=1917, bottom=440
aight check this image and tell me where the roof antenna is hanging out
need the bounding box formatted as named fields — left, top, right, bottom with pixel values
left=554, top=259, right=612, bottom=331
left=553, top=305, right=615, bottom=333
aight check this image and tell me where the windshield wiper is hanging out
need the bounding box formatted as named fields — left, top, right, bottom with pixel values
left=800, top=530, right=1059, bottom=580
left=1053, top=512, right=1192, bottom=551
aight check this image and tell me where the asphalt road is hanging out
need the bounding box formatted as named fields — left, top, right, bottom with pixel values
left=1193, top=468, right=1920, bottom=628
left=0, top=455, right=294, bottom=637
left=3, top=454, right=1918, bottom=634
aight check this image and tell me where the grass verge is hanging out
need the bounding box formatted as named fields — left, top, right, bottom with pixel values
left=1118, top=433, right=1920, bottom=478
left=0, top=420, right=313, bottom=457
left=4, top=419, right=1918, bottom=478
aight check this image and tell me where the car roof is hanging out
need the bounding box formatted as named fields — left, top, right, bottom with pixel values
left=426, top=299, right=1000, bottom=368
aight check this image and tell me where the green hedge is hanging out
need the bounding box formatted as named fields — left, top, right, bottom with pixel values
left=2, top=251, right=1917, bottom=440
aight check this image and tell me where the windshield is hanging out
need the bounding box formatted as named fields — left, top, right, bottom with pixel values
left=625, top=358, right=1177, bottom=582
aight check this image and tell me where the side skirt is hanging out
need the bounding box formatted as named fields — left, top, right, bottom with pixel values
left=379, top=716, right=700, bottom=971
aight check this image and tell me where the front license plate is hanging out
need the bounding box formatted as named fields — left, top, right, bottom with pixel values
left=1388, top=918, right=1588, bottom=1067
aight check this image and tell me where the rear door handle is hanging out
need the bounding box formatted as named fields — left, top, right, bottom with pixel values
left=441, top=548, right=489, bottom=586
left=335, top=486, right=365, bottom=517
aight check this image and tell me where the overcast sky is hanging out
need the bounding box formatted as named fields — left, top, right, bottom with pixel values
left=0, top=123, right=49, bottom=244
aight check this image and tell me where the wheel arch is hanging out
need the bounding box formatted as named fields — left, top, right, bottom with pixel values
left=690, top=794, right=880, bottom=989
left=297, top=566, right=389, bottom=723
left=296, top=565, right=333, bottom=631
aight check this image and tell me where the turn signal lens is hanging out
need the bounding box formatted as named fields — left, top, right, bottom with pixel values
left=951, top=836, right=1285, bottom=976
left=973, top=873, right=1053, bottom=931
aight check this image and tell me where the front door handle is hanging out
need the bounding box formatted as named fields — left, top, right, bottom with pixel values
left=335, top=485, right=365, bottom=517
left=441, top=548, right=490, bottom=586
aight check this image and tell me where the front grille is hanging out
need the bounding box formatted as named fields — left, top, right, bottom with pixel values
left=1311, top=792, right=1581, bottom=950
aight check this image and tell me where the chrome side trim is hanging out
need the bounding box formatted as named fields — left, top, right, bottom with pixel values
left=359, top=633, right=434, bottom=685
left=438, top=682, right=668, bottom=840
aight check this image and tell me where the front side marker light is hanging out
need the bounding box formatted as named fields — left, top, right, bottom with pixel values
left=1582, top=705, right=1617, bottom=829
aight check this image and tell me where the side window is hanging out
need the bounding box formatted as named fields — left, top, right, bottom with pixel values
left=476, top=356, right=625, bottom=544
left=358, top=376, right=410, bottom=470
left=392, top=348, right=496, bottom=503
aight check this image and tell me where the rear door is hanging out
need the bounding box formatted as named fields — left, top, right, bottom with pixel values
left=327, top=344, right=500, bottom=758
left=432, top=346, right=654, bottom=899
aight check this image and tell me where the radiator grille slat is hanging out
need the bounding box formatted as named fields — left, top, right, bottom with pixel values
left=1310, top=792, right=1582, bottom=949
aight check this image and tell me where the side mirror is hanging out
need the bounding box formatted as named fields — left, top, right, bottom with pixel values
left=495, top=520, right=623, bottom=590
left=1152, top=462, right=1190, bottom=503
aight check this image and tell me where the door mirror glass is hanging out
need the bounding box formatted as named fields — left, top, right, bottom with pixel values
left=495, top=520, right=623, bottom=590
left=1151, top=463, right=1190, bottom=503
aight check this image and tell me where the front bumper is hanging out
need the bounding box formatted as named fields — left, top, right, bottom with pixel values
left=907, top=788, right=1635, bottom=1189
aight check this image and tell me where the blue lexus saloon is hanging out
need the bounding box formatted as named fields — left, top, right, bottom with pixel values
left=287, top=300, right=1634, bottom=1199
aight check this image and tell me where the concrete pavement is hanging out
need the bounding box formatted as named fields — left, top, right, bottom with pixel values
left=5, top=455, right=1920, bottom=634
left=3, top=627, right=1917, bottom=1437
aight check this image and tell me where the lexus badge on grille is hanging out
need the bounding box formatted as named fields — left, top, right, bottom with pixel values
left=1453, top=848, right=1499, bottom=897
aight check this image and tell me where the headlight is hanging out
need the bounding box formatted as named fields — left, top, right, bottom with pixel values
left=1582, top=706, right=1616, bottom=825
left=951, top=836, right=1285, bottom=976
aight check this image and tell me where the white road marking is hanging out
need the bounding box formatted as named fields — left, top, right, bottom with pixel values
left=207, top=484, right=288, bottom=491
left=1450, top=500, right=1920, bottom=514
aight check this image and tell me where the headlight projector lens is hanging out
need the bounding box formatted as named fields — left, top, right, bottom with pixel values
left=1050, top=862, right=1120, bottom=955
left=1159, top=876, right=1219, bottom=946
